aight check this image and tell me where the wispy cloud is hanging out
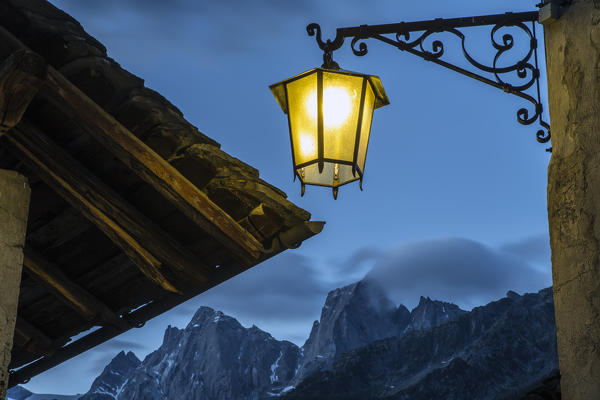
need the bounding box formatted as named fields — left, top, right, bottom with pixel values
left=500, top=233, right=550, bottom=266
left=367, top=237, right=552, bottom=310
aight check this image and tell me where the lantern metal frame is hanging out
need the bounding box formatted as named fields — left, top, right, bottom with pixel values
left=307, top=10, right=553, bottom=147
left=270, top=67, right=389, bottom=199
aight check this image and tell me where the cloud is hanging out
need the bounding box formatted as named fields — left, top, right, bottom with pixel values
left=47, top=0, right=398, bottom=60
left=86, top=352, right=116, bottom=375
left=101, top=339, right=148, bottom=352
left=51, top=0, right=316, bottom=17
left=500, top=233, right=550, bottom=266
left=173, top=252, right=331, bottom=342
left=366, top=237, right=552, bottom=311
left=319, top=246, right=383, bottom=284
left=79, top=340, right=147, bottom=374
left=335, top=246, right=382, bottom=274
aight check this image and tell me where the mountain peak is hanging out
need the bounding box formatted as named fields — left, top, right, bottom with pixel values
left=296, top=279, right=404, bottom=384
left=112, top=350, right=140, bottom=365
left=187, top=307, right=237, bottom=330
left=407, top=297, right=466, bottom=331
left=79, top=348, right=141, bottom=400
left=189, top=305, right=217, bottom=322
left=110, top=307, right=301, bottom=400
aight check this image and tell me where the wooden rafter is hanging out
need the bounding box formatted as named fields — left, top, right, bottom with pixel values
left=40, top=68, right=264, bottom=265
left=23, top=247, right=127, bottom=329
left=0, top=50, right=45, bottom=132
left=0, top=26, right=263, bottom=264
left=8, top=221, right=324, bottom=387
left=14, top=318, right=54, bottom=356
left=4, top=120, right=212, bottom=293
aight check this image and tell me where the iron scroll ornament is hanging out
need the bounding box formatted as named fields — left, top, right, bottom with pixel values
left=307, top=11, right=551, bottom=146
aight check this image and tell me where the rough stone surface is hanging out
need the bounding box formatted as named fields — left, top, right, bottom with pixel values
left=0, top=170, right=30, bottom=399
left=545, top=1, right=600, bottom=398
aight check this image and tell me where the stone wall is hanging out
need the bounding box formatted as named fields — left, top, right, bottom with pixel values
left=545, top=0, right=600, bottom=398
left=0, top=170, right=30, bottom=399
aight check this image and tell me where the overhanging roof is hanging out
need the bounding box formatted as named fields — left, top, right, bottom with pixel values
left=0, top=0, right=323, bottom=386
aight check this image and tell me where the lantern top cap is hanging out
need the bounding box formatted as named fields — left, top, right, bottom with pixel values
left=270, top=67, right=390, bottom=114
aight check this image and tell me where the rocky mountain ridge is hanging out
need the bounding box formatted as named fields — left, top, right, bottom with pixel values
left=11, top=279, right=558, bottom=400
left=285, top=287, right=558, bottom=400
left=294, top=280, right=466, bottom=385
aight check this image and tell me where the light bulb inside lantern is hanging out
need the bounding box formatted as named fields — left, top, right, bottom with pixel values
left=305, top=86, right=353, bottom=128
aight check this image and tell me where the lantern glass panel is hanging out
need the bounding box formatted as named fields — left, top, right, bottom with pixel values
left=270, top=67, right=389, bottom=197
left=300, top=163, right=358, bottom=187
left=321, top=71, right=364, bottom=162
left=357, top=81, right=375, bottom=173
left=287, top=73, right=318, bottom=165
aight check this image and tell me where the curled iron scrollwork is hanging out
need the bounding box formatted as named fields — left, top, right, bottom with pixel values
left=383, top=22, right=549, bottom=143
left=350, top=36, right=369, bottom=56
left=306, top=23, right=326, bottom=50
left=306, top=13, right=550, bottom=145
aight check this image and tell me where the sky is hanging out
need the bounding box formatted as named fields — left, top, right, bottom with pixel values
left=23, top=0, right=552, bottom=395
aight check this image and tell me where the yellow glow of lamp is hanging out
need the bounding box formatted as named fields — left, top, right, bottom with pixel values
left=270, top=68, right=389, bottom=199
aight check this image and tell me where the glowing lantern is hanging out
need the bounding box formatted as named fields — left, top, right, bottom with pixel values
left=270, top=68, right=389, bottom=199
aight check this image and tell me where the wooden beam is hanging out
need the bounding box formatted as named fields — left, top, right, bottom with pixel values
left=4, top=120, right=212, bottom=293
left=8, top=220, right=324, bottom=387
left=22, top=247, right=127, bottom=329
left=39, top=67, right=263, bottom=265
left=0, top=26, right=262, bottom=264
left=14, top=318, right=53, bottom=356
left=238, top=204, right=284, bottom=241
left=0, top=50, right=46, bottom=133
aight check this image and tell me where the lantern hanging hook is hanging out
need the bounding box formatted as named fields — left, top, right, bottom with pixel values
left=307, top=23, right=343, bottom=70
left=322, top=46, right=340, bottom=70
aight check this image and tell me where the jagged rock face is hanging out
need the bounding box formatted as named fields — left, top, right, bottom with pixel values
left=405, top=296, right=467, bottom=332
left=284, top=288, right=558, bottom=400
left=296, top=279, right=465, bottom=383
left=79, top=351, right=140, bottom=400
left=114, top=307, right=300, bottom=400
left=297, top=280, right=407, bottom=381
left=73, top=284, right=557, bottom=400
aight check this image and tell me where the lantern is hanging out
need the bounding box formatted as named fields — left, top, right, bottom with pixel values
left=270, top=68, right=389, bottom=199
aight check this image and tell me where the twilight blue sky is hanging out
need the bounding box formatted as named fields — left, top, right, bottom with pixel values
left=24, top=0, right=552, bottom=395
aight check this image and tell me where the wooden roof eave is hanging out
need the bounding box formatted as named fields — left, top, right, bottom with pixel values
left=0, top=25, right=265, bottom=267
left=0, top=11, right=325, bottom=386
left=8, top=220, right=324, bottom=387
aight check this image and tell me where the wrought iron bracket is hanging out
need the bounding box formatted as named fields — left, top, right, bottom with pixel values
left=307, top=10, right=554, bottom=146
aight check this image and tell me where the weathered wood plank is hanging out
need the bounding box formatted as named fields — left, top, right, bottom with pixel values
left=14, top=318, right=53, bottom=356
left=39, top=67, right=263, bottom=265
left=238, top=204, right=285, bottom=241
left=4, top=120, right=212, bottom=293
left=0, top=27, right=262, bottom=264
left=0, top=50, right=46, bottom=133
left=22, top=247, right=127, bottom=329
left=8, top=220, right=324, bottom=387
